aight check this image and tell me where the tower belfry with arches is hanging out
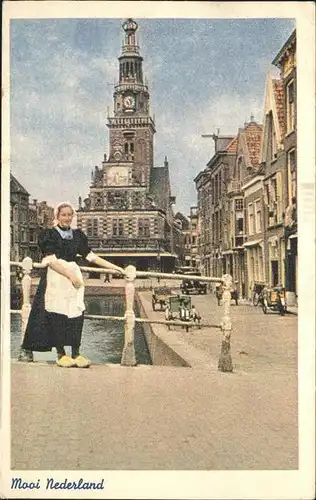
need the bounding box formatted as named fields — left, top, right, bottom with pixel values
left=77, top=19, right=177, bottom=271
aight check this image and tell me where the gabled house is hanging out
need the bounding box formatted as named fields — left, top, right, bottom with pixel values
left=226, top=119, right=262, bottom=298
left=195, top=134, right=237, bottom=278
left=10, top=174, right=30, bottom=261
left=260, top=73, right=287, bottom=288
left=272, top=30, right=297, bottom=305
left=242, top=165, right=265, bottom=300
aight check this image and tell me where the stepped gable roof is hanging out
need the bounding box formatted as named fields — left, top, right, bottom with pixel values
left=10, top=174, right=30, bottom=196
left=149, top=166, right=171, bottom=213
left=243, top=122, right=263, bottom=169
left=272, top=78, right=284, bottom=138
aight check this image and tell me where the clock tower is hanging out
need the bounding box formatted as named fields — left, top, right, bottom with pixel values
left=107, top=18, right=155, bottom=187
left=77, top=19, right=176, bottom=273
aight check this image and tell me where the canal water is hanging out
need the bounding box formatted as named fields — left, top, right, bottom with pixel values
left=11, top=296, right=152, bottom=365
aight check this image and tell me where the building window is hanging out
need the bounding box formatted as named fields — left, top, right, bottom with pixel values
left=94, top=194, right=103, bottom=208
left=288, top=149, right=296, bottom=201
left=144, top=219, right=150, bottom=237
left=124, top=141, right=134, bottom=160
left=211, top=214, right=215, bottom=244
left=235, top=156, right=242, bottom=181
left=235, top=199, right=243, bottom=211
left=93, top=219, right=98, bottom=237
left=138, top=218, right=150, bottom=237
left=87, top=218, right=93, bottom=237
left=214, top=175, right=218, bottom=202
left=112, top=219, right=118, bottom=236
left=236, top=217, right=243, bottom=234
left=118, top=219, right=124, bottom=236
left=255, top=200, right=262, bottom=233
left=21, top=229, right=28, bottom=243
left=133, top=192, right=142, bottom=209
left=29, top=229, right=37, bottom=243
left=154, top=219, right=159, bottom=236
left=248, top=203, right=254, bottom=235
left=286, top=80, right=295, bottom=133
left=272, top=121, right=277, bottom=158
left=128, top=219, right=133, bottom=236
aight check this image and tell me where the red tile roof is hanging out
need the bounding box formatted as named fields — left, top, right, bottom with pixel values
left=226, top=136, right=238, bottom=153
left=272, top=78, right=285, bottom=138
left=244, top=122, right=263, bottom=169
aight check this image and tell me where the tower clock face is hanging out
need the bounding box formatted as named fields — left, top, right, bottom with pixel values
left=123, top=95, right=135, bottom=108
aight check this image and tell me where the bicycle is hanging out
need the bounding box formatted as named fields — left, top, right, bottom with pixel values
left=252, top=283, right=265, bottom=306
left=253, top=290, right=262, bottom=306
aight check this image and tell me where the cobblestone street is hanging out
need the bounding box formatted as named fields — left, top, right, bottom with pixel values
left=11, top=284, right=298, bottom=472
left=165, top=290, right=297, bottom=375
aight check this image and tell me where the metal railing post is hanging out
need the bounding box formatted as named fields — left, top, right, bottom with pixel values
left=121, top=265, right=137, bottom=366
left=20, top=257, right=33, bottom=344
left=218, top=273, right=233, bottom=372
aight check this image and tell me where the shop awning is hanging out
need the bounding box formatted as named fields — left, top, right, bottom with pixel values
left=222, top=250, right=234, bottom=255
left=243, top=239, right=263, bottom=248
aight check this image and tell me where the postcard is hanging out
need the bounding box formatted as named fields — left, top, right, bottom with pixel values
left=1, top=1, right=315, bottom=499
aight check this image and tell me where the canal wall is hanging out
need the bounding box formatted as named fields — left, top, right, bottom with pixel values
left=135, top=293, right=189, bottom=368
left=83, top=285, right=192, bottom=367
left=28, top=280, right=215, bottom=369
left=136, top=292, right=218, bottom=371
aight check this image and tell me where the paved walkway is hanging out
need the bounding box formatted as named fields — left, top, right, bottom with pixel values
left=11, top=282, right=298, bottom=471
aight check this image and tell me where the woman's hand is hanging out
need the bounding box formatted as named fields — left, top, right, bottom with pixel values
left=70, top=275, right=84, bottom=289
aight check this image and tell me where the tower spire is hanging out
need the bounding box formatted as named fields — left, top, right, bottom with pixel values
left=118, top=19, right=143, bottom=85
left=121, top=19, right=139, bottom=55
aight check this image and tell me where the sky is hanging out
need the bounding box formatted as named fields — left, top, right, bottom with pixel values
left=10, top=17, right=295, bottom=215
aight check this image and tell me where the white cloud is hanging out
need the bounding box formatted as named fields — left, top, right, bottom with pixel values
left=9, top=18, right=294, bottom=216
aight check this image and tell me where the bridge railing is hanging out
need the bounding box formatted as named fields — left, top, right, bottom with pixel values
left=10, top=257, right=233, bottom=372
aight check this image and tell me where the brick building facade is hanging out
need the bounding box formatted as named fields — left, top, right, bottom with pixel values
left=272, top=30, right=297, bottom=305
left=10, top=174, right=54, bottom=262
left=194, top=30, right=297, bottom=303
left=77, top=19, right=177, bottom=272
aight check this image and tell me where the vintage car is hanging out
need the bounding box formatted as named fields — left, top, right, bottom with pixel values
left=262, top=285, right=287, bottom=315
left=152, top=286, right=172, bottom=311
left=165, top=295, right=201, bottom=330
left=180, top=279, right=207, bottom=295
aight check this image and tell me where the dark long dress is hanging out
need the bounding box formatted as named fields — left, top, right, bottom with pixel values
left=21, top=228, right=92, bottom=352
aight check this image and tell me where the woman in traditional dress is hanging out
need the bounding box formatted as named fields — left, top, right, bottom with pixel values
left=19, top=202, right=124, bottom=368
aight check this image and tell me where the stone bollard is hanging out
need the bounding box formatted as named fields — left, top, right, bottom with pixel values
left=18, top=257, right=33, bottom=362
left=121, top=265, right=137, bottom=367
left=218, top=274, right=233, bottom=372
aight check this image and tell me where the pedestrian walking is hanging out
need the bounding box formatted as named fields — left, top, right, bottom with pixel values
left=19, top=201, right=124, bottom=368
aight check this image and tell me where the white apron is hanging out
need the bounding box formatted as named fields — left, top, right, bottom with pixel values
left=44, top=259, right=85, bottom=318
